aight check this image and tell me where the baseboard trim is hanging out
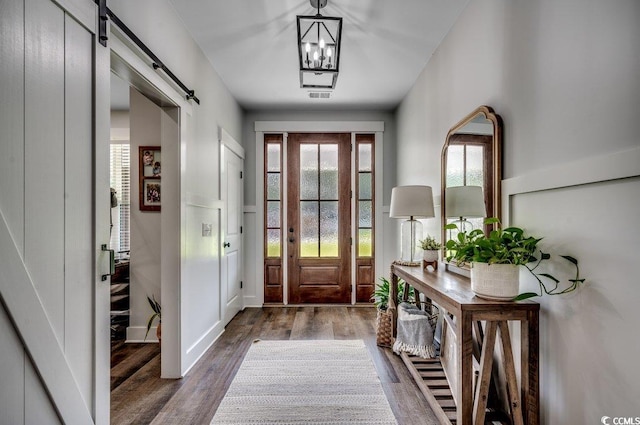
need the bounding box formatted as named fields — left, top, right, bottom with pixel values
left=183, top=322, right=225, bottom=375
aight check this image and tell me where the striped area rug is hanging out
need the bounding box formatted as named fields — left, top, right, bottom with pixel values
left=211, top=339, right=398, bottom=424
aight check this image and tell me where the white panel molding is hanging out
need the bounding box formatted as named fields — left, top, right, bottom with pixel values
left=0, top=211, right=93, bottom=424
left=255, top=121, right=384, bottom=132
left=242, top=210, right=258, bottom=307
left=503, top=146, right=640, bottom=225
left=219, top=127, right=245, bottom=159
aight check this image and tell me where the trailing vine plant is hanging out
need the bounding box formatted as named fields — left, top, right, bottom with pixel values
left=445, top=218, right=586, bottom=301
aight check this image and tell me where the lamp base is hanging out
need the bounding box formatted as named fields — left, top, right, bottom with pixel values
left=400, top=218, right=423, bottom=264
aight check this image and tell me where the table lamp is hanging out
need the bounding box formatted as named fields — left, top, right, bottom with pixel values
left=390, top=185, right=435, bottom=265
left=445, top=186, right=486, bottom=232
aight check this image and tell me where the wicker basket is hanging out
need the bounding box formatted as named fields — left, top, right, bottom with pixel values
left=376, top=308, right=394, bottom=347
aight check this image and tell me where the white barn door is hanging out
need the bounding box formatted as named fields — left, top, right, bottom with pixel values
left=220, top=129, right=245, bottom=325
left=0, top=0, right=109, bottom=423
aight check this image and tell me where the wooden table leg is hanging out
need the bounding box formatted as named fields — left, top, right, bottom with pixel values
left=458, top=311, right=474, bottom=424
left=390, top=269, right=398, bottom=338
left=498, top=321, right=524, bottom=425
left=521, top=311, right=540, bottom=424
left=473, top=321, right=497, bottom=425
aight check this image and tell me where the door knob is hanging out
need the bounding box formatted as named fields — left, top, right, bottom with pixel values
left=289, top=238, right=295, bottom=243
left=223, top=242, right=231, bottom=248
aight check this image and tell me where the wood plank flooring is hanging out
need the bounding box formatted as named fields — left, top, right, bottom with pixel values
left=111, top=307, right=440, bottom=425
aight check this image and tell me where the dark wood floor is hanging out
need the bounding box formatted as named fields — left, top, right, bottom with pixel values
left=111, top=307, right=440, bottom=425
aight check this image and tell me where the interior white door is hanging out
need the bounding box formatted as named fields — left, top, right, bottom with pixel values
left=0, top=0, right=109, bottom=422
left=221, top=144, right=244, bottom=325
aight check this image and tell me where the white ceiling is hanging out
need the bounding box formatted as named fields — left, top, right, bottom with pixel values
left=168, top=0, right=469, bottom=110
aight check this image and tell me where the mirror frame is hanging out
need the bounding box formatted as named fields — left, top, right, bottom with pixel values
left=441, top=105, right=503, bottom=252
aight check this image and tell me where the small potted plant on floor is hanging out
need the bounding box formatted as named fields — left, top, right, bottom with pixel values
left=144, top=294, right=161, bottom=342
left=445, top=218, right=585, bottom=300
left=371, top=277, right=413, bottom=347
left=418, top=235, right=442, bottom=263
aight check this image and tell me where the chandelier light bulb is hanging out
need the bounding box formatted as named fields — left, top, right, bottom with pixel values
left=305, top=42, right=310, bottom=53
left=319, top=38, right=325, bottom=49
left=313, top=51, right=319, bottom=61
left=327, top=47, right=332, bottom=57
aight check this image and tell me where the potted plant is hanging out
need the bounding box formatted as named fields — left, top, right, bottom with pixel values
left=418, top=235, right=442, bottom=263
left=445, top=218, right=585, bottom=300
left=144, top=294, right=161, bottom=342
left=371, top=277, right=413, bottom=347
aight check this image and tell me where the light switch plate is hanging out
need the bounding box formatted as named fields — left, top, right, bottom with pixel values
left=202, top=223, right=212, bottom=237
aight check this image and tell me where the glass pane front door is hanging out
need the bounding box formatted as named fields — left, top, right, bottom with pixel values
left=287, top=133, right=351, bottom=304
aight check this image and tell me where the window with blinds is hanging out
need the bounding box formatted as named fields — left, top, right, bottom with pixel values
left=110, top=143, right=131, bottom=257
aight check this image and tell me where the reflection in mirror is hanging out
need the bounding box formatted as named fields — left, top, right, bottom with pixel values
left=441, top=106, right=502, bottom=252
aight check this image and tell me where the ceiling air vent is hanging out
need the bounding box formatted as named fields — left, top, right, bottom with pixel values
left=308, top=91, right=331, bottom=99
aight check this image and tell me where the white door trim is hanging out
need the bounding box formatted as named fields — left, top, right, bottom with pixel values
left=219, top=127, right=245, bottom=159
left=109, top=26, right=193, bottom=379
left=254, top=121, right=385, bottom=305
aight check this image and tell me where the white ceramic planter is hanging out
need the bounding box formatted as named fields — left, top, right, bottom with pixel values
left=470, top=262, right=519, bottom=300
left=423, top=250, right=439, bottom=262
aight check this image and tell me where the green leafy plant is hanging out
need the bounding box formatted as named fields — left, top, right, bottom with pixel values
left=445, top=218, right=585, bottom=301
left=371, top=277, right=414, bottom=310
left=144, top=294, right=161, bottom=341
left=418, top=235, right=442, bottom=251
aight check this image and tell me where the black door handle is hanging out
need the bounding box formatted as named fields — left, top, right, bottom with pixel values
left=289, top=238, right=295, bottom=243
left=223, top=242, right=231, bottom=248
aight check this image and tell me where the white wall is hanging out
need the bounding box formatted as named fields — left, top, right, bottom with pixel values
left=109, top=0, right=244, bottom=375
left=395, top=0, right=640, bottom=422
left=241, top=110, right=398, bottom=304
left=127, top=88, right=163, bottom=341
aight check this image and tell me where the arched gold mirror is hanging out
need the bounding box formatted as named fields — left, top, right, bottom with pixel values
left=441, top=106, right=502, bottom=249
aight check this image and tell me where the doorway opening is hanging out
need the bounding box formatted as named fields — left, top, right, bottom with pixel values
left=262, top=130, right=379, bottom=305
left=109, top=61, right=180, bottom=400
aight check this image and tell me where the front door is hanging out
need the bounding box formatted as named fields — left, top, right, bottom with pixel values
left=287, top=133, right=351, bottom=304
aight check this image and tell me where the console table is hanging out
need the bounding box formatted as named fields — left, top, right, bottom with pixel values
left=390, top=264, right=539, bottom=425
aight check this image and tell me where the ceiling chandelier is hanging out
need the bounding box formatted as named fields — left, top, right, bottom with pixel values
left=296, top=0, right=343, bottom=89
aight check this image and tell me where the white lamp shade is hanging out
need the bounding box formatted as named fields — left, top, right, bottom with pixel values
left=390, top=185, right=435, bottom=219
left=445, top=186, right=486, bottom=218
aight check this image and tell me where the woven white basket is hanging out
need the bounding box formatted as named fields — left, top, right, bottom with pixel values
left=423, top=250, right=439, bottom=262
left=470, top=262, right=519, bottom=300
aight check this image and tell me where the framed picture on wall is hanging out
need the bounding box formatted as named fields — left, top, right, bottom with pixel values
left=139, top=146, right=161, bottom=211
